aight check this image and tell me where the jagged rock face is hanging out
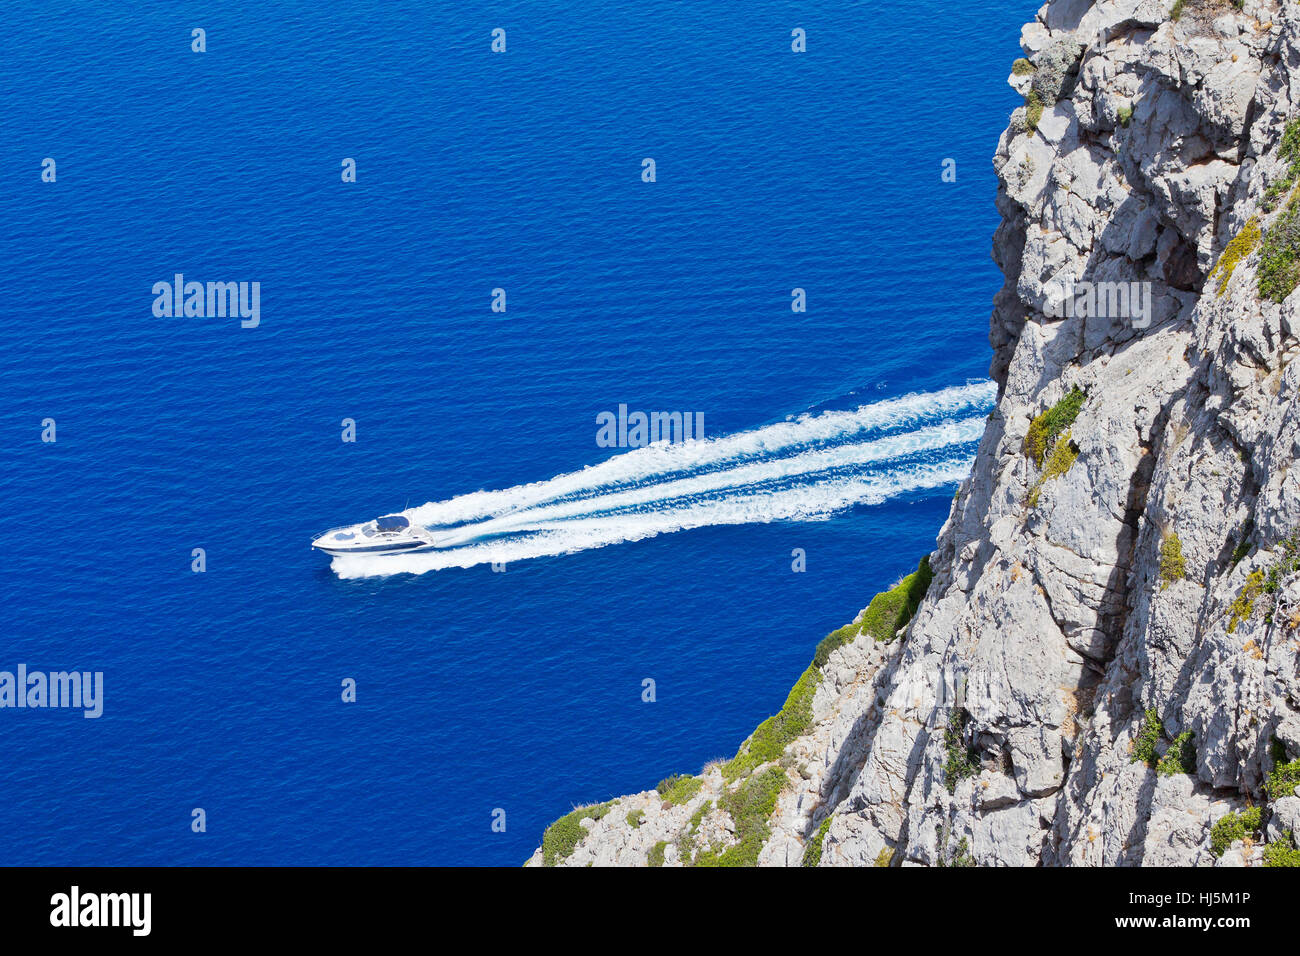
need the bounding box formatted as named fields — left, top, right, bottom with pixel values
left=830, top=0, right=1300, bottom=868
left=531, top=0, right=1300, bottom=867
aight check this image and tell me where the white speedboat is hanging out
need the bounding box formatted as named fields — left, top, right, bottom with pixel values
left=311, top=514, right=440, bottom=556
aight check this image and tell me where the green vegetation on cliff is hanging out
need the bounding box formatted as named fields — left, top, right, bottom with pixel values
left=801, top=815, right=833, bottom=868
left=1208, top=217, right=1261, bottom=296
left=1025, top=90, right=1044, bottom=132
left=1028, top=429, right=1080, bottom=508
left=656, top=773, right=703, bottom=806
left=1157, top=731, right=1196, bottom=776
left=1259, top=193, right=1300, bottom=302
left=943, top=710, right=980, bottom=793
left=722, top=667, right=820, bottom=780
left=1264, top=533, right=1300, bottom=595
left=695, top=766, right=787, bottom=867
left=1210, top=806, right=1261, bottom=858
left=1264, top=835, right=1300, bottom=867
left=535, top=551, right=939, bottom=865
left=1228, top=569, right=1264, bottom=633
left=1258, top=121, right=1300, bottom=300
left=540, top=801, right=613, bottom=866
left=1160, top=533, right=1187, bottom=587
left=813, top=556, right=934, bottom=666
left=1262, top=118, right=1300, bottom=212
left=1130, top=708, right=1164, bottom=768
left=1266, top=758, right=1300, bottom=801
left=1025, top=387, right=1086, bottom=467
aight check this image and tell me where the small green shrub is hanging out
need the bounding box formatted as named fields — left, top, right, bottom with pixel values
left=1230, top=519, right=1254, bottom=568
left=626, top=809, right=644, bottom=828
left=1157, top=730, right=1196, bottom=776
left=541, top=801, right=613, bottom=866
left=1266, top=758, right=1300, bottom=801
left=873, top=847, right=894, bottom=867
left=1210, top=806, right=1262, bottom=857
left=1263, top=834, right=1300, bottom=867
left=1228, top=569, right=1265, bottom=634
left=1264, top=533, right=1300, bottom=595
left=1025, top=90, right=1044, bottom=132
left=1258, top=193, right=1300, bottom=302
left=1208, top=217, right=1261, bottom=296
left=1171, top=0, right=1186, bottom=20
left=1028, top=431, right=1079, bottom=508
left=1131, top=708, right=1164, bottom=768
left=802, top=815, right=833, bottom=868
left=1280, top=115, right=1300, bottom=162
left=656, top=773, right=703, bottom=806
left=1160, top=533, right=1187, bottom=588
left=1262, top=118, right=1300, bottom=212
left=687, top=799, right=711, bottom=832
left=647, top=840, right=668, bottom=868
left=943, top=711, right=980, bottom=794
left=1025, top=387, right=1086, bottom=467
left=1044, top=432, right=1079, bottom=479
left=1012, top=57, right=1035, bottom=76
left=814, top=620, right=863, bottom=664
left=947, top=837, right=976, bottom=868
left=936, top=823, right=976, bottom=867
left=1117, top=104, right=1133, bottom=127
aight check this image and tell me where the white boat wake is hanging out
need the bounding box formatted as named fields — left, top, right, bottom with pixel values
left=327, top=382, right=995, bottom=578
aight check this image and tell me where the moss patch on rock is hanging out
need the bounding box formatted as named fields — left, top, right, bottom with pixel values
left=1228, top=569, right=1264, bottom=634
left=1208, top=217, right=1261, bottom=296
left=1160, top=532, right=1187, bottom=588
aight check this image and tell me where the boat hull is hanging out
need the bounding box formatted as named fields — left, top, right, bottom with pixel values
left=312, top=539, right=430, bottom=557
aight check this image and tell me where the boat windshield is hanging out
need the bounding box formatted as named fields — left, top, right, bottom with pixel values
left=375, top=514, right=410, bottom=533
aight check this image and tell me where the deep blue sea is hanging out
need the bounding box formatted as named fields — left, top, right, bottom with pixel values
left=0, top=1, right=1029, bottom=865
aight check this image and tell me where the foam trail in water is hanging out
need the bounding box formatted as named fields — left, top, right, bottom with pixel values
left=407, top=382, right=994, bottom=527
left=333, top=456, right=977, bottom=578
left=430, top=416, right=986, bottom=547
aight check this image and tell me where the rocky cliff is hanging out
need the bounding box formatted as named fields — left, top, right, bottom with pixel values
left=527, top=0, right=1300, bottom=867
